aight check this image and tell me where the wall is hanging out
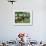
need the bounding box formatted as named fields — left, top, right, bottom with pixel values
left=0, top=0, right=46, bottom=41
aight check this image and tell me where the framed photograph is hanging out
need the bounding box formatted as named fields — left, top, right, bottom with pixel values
left=14, top=10, right=33, bottom=26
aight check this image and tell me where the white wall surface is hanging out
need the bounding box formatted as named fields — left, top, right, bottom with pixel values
left=0, top=0, right=46, bottom=41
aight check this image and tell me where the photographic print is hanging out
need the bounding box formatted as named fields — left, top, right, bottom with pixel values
left=14, top=10, right=32, bottom=26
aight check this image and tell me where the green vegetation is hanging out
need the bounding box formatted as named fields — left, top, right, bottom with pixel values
left=15, top=12, right=30, bottom=23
